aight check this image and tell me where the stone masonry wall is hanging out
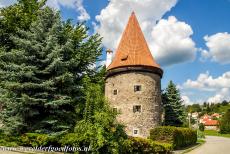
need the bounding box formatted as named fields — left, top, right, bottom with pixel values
left=105, top=71, right=162, bottom=138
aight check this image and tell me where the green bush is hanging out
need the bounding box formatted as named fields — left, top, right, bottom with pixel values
left=199, top=123, right=205, bottom=131
left=197, top=130, right=205, bottom=139
left=0, top=139, right=18, bottom=147
left=60, top=123, right=127, bottom=154
left=0, top=131, right=19, bottom=147
left=19, top=133, right=60, bottom=147
left=61, top=134, right=172, bottom=154
left=0, top=131, right=61, bottom=147
left=122, top=137, right=172, bottom=154
left=150, top=126, right=197, bottom=149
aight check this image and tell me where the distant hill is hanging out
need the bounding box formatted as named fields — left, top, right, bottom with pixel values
left=186, top=101, right=230, bottom=115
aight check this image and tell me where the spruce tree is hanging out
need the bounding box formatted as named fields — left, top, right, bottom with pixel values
left=0, top=8, right=102, bottom=135
left=163, top=80, right=185, bottom=126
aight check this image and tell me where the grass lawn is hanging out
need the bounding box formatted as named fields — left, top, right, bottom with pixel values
left=204, top=130, right=230, bottom=138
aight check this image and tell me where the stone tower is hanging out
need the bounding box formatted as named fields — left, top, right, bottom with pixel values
left=105, top=12, right=163, bottom=138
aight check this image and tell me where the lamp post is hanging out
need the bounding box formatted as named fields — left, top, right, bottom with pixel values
left=188, top=113, right=191, bottom=128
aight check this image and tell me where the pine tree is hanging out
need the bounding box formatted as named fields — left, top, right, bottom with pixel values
left=0, top=8, right=102, bottom=135
left=163, top=80, right=185, bottom=126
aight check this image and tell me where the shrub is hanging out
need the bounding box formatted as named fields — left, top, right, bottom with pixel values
left=60, top=122, right=127, bottom=154
left=0, top=139, right=18, bottom=147
left=122, top=137, right=172, bottom=154
left=197, top=130, right=205, bottom=139
left=61, top=134, right=172, bottom=154
left=199, top=123, right=205, bottom=131
left=59, top=81, right=128, bottom=154
left=0, top=131, right=19, bottom=147
left=150, top=126, right=197, bottom=149
left=19, top=133, right=60, bottom=147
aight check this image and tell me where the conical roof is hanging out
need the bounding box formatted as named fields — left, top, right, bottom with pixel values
left=107, top=12, right=161, bottom=71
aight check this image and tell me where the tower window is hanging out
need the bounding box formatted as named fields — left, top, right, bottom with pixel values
left=113, top=89, right=118, bottom=95
left=113, top=108, right=117, bottom=113
left=121, top=54, right=128, bottom=61
left=133, top=129, right=139, bottom=135
left=134, top=85, right=141, bottom=92
left=133, top=105, right=141, bottom=113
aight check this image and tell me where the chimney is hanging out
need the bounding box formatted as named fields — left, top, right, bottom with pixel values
left=106, top=49, right=113, bottom=68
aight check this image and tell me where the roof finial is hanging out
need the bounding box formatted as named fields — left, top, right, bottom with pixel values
left=106, top=49, right=113, bottom=53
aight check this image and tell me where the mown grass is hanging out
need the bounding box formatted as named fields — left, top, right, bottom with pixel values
left=204, top=130, right=230, bottom=138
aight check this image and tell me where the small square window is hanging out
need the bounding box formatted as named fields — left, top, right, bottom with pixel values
left=133, top=105, right=141, bottom=113
left=133, top=129, right=139, bottom=135
left=113, top=89, right=118, bottom=95
left=134, top=85, right=141, bottom=92
left=113, top=108, right=117, bottom=113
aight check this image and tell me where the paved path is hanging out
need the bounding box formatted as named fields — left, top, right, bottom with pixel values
left=187, top=136, right=230, bottom=154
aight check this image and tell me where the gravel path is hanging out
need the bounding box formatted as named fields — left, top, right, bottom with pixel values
left=187, top=136, right=230, bottom=154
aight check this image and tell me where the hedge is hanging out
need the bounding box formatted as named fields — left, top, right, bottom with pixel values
left=122, top=137, right=172, bottom=154
left=0, top=131, right=19, bottom=147
left=19, top=133, right=60, bottom=147
left=61, top=134, right=172, bottom=153
left=150, top=126, right=197, bottom=149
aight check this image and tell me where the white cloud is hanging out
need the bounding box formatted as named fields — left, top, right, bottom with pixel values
left=0, top=0, right=17, bottom=8
left=99, top=60, right=106, bottom=67
left=201, top=32, right=230, bottom=64
left=207, top=88, right=230, bottom=103
left=182, top=71, right=230, bottom=103
left=95, top=0, right=197, bottom=66
left=151, top=16, right=196, bottom=66
left=46, top=0, right=90, bottom=21
left=183, top=71, right=230, bottom=91
left=95, top=0, right=177, bottom=54
left=0, top=0, right=90, bottom=21
left=199, top=48, right=210, bottom=62
left=47, top=0, right=76, bottom=9
left=75, top=0, right=90, bottom=21
left=182, top=95, right=193, bottom=105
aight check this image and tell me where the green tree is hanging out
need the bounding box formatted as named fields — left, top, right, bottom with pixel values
left=0, top=8, right=102, bottom=135
left=186, top=104, right=201, bottom=113
left=163, top=81, right=185, bottom=127
left=199, top=123, right=205, bottom=131
left=220, top=109, right=230, bottom=134
left=206, top=103, right=211, bottom=113
left=222, top=100, right=229, bottom=106
left=202, top=102, right=207, bottom=111
left=0, top=0, right=46, bottom=50
left=61, top=76, right=127, bottom=153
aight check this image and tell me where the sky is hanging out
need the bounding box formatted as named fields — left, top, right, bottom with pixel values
left=1, top=0, right=230, bottom=105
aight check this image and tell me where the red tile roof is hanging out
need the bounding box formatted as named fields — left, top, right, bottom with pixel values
left=107, top=12, right=161, bottom=71
left=204, top=120, right=219, bottom=126
left=211, top=113, right=220, bottom=117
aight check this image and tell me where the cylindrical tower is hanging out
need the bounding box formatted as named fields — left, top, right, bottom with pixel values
left=105, top=12, right=163, bottom=138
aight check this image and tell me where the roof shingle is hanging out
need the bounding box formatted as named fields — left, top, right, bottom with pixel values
left=107, top=12, right=161, bottom=70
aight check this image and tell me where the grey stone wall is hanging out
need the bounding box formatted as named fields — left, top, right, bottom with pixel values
left=105, top=71, right=162, bottom=138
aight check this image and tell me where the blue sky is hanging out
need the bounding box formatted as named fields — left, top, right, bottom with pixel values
left=1, top=0, right=230, bottom=104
